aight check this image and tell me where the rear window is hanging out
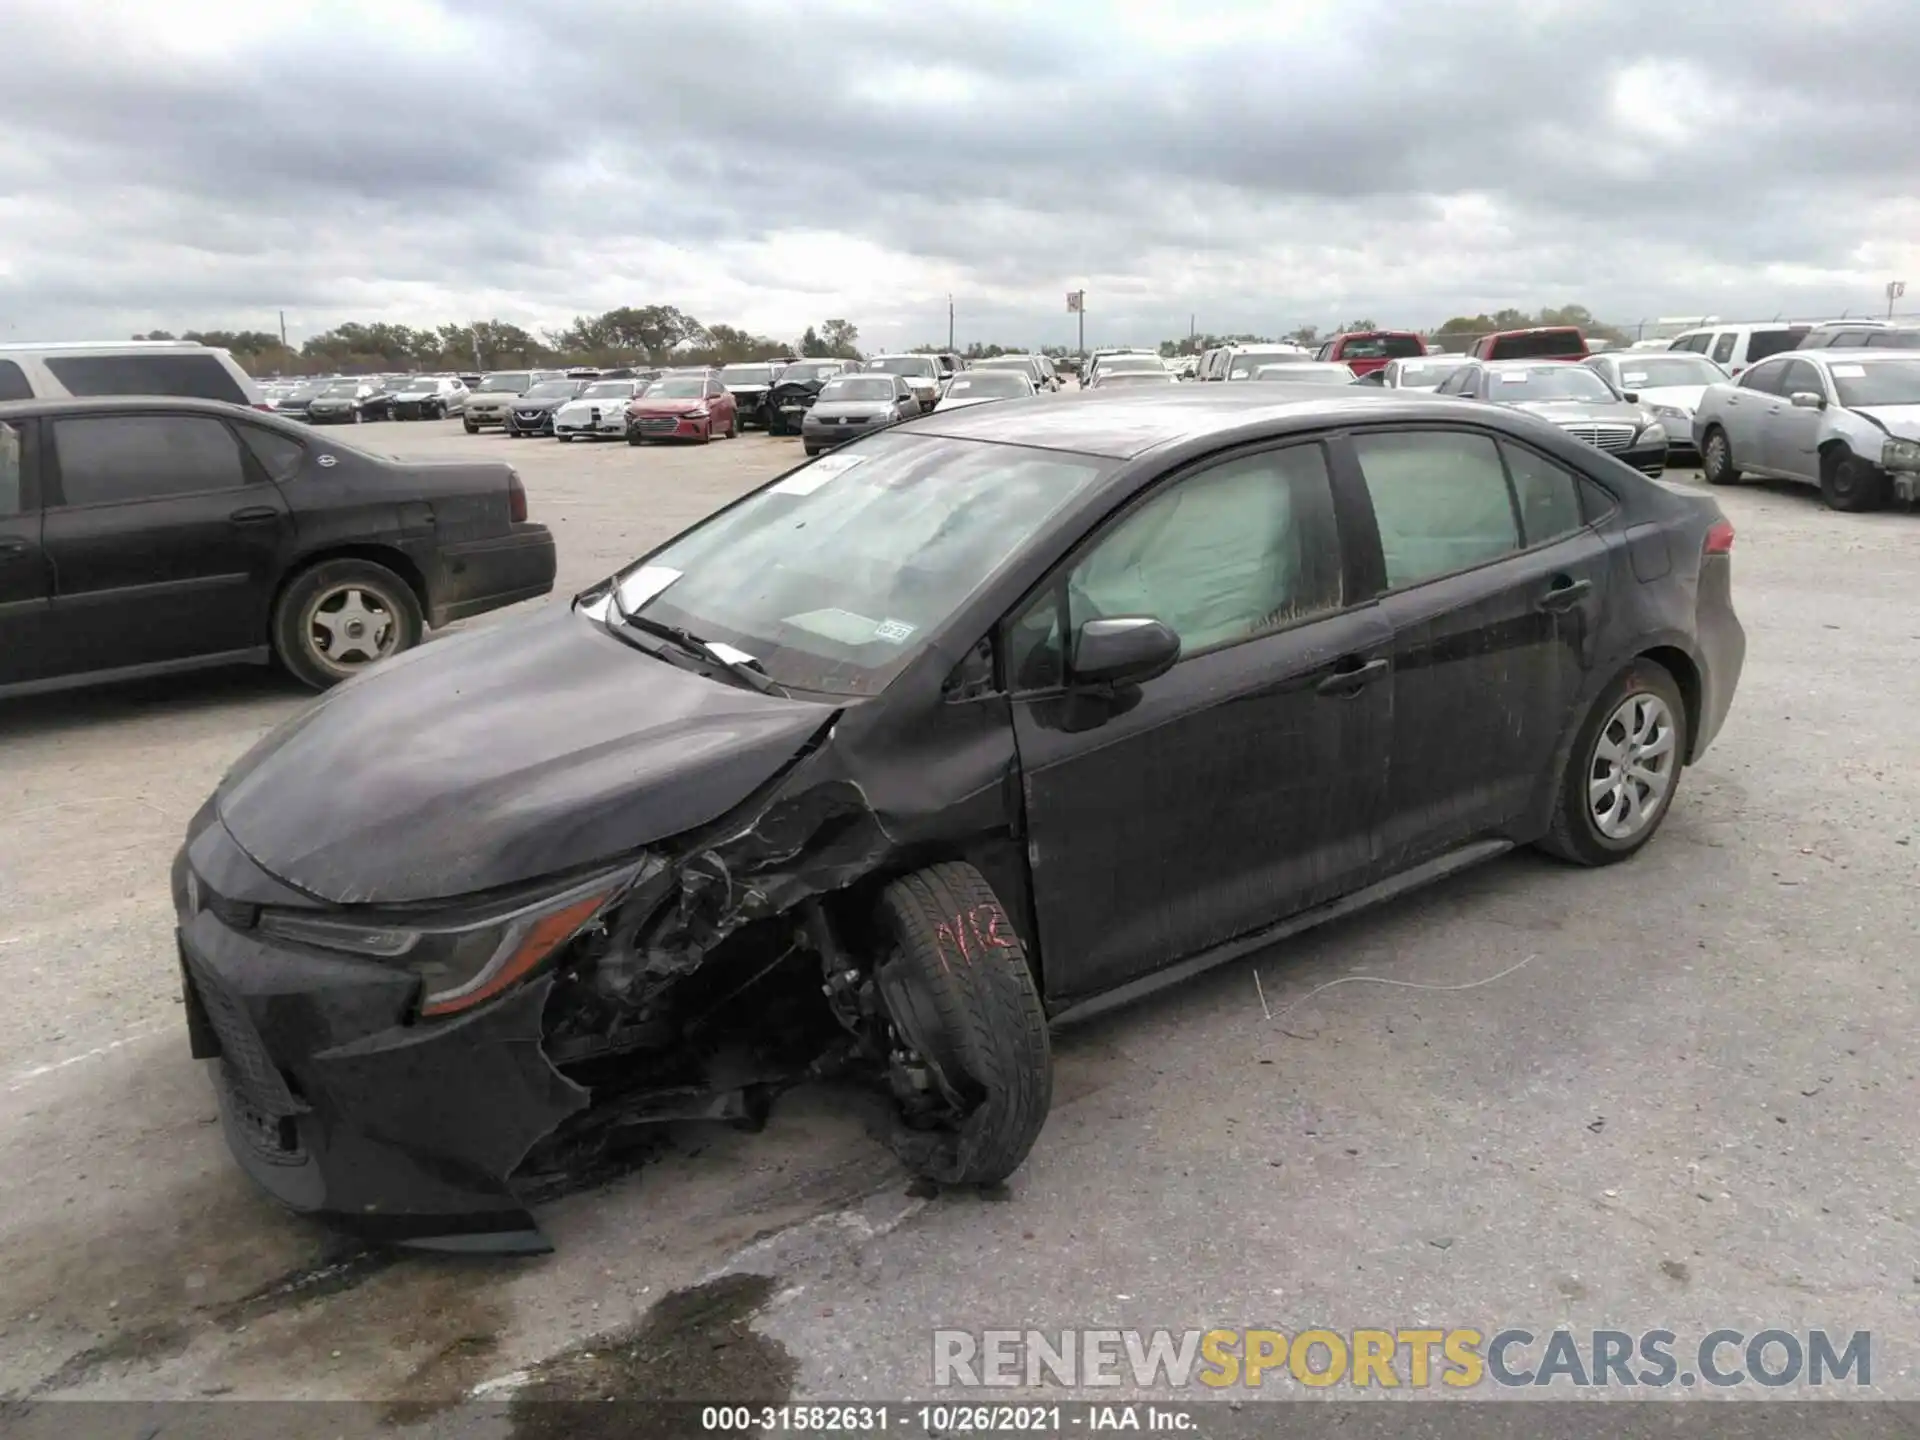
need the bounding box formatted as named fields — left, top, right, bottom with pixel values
left=1338, top=334, right=1425, bottom=360
left=1485, top=330, right=1586, bottom=360
left=1748, top=328, right=1809, bottom=362
left=43, top=353, right=249, bottom=404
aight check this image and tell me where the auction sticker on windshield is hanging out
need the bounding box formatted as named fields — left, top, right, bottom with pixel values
left=772, top=452, right=868, bottom=496
left=1831, top=364, right=1866, bottom=378
left=874, top=619, right=916, bottom=643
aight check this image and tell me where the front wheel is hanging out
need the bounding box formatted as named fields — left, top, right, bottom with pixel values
left=463, top=418, right=479, bottom=434
left=272, top=558, right=424, bottom=691
left=872, top=862, right=1052, bottom=1186
left=627, top=432, right=645, bottom=446
left=1820, top=449, right=1888, bottom=512
left=1700, top=426, right=1739, bottom=485
left=725, top=411, right=738, bottom=439
left=1537, top=660, right=1688, bottom=866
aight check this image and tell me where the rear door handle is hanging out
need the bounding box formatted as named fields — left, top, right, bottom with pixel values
left=1315, top=656, right=1390, bottom=697
left=1536, top=577, right=1593, bottom=613
left=228, top=506, right=280, bottom=525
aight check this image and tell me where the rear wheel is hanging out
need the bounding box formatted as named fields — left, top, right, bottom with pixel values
left=872, top=862, right=1052, bottom=1186
left=1820, top=448, right=1887, bottom=512
left=272, top=558, right=424, bottom=691
left=1538, top=660, right=1688, bottom=866
left=1700, top=426, right=1739, bottom=485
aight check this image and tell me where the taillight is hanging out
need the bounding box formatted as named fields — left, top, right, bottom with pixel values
left=508, top=472, right=528, bottom=524
left=1704, top=519, right=1734, bottom=555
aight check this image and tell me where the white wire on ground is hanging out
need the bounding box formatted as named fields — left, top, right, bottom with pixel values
left=1259, top=952, right=1540, bottom=1035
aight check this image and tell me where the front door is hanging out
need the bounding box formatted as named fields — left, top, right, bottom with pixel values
left=1344, top=426, right=1611, bottom=860
left=1007, top=439, right=1391, bottom=1006
left=1760, top=358, right=1829, bottom=480
left=41, top=411, right=293, bottom=674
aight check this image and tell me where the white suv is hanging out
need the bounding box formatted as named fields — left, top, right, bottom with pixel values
left=1665, top=323, right=1810, bottom=379
left=0, top=341, right=263, bottom=406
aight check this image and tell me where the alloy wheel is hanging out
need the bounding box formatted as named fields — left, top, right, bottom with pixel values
left=304, top=583, right=399, bottom=673
left=1587, top=692, right=1678, bottom=841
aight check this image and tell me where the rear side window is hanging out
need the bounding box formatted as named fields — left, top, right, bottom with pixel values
left=52, top=415, right=250, bottom=506
left=1710, top=333, right=1737, bottom=364
left=0, top=360, right=31, bottom=402
left=1499, top=442, right=1584, bottom=546
left=0, top=422, right=22, bottom=515
left=1747, top=329, right=1807, bottom=362
left=1352, top=430, right=1519, bottom=588
left=236, top=424, right=306, bottom=483
left=1488, top=330, right=1585, bottom=360
left=1865, top=330, right=1920, bottom=349
left=43, top=353, right=249, bottom=404
left=1673, top=333, right=1712, bottom=354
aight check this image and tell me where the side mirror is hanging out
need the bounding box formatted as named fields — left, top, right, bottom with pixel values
left=1070, top=616, right=1180, bottom=687
left=1790, top=391, right=1826, bottom=409
left=1621, top=391, right=1640, bottom=404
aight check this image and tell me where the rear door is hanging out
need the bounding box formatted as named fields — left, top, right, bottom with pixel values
left=1341, top=425, right=1610, bottom=859
left=0, top=417, right=58, bottom=687
left=41, top=411, right=294, bottom=674
left=1008, top=439, right=1390, bottom=1003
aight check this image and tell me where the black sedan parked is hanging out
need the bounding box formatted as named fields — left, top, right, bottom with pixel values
left=765, top=359, right=854, bottom=434
left=0, top=397, right=556, bottom=696
left=172, top=388, right=1742, bottom=1252
left=503, top=378, right=590, bottom=437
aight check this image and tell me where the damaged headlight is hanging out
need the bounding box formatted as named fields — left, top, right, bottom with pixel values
left=1881, top=437, right=1920, bottom=471
left=257, top=862, right=646, bottom=1018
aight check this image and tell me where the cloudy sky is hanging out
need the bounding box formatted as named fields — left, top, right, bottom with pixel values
left=3, top=0, right=1918, bottom=354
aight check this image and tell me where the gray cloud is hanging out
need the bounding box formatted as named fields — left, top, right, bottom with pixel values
left=2, top=0, right=1918, bottom=352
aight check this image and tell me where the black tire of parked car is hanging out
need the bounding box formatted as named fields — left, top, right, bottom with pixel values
left=725, top=412, right=738, bottom=439
left=272, top=557, right=425, bottom=692
left=627, top=430, right=646, bottom=447
left=1537, top=658, right=1689, bottom=867
left=1820, top=448, right=1888, bottom=513
left=872, top=861, right=1052, bottom=1187
left=1700, top=426, right=1740, bottom=485
left=803, top=444, right=820, bottom=457
left=463, top=417, right=480, bottom=434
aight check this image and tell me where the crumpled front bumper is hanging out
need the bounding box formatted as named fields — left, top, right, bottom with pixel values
left=172, top=837, right=592, bottom=1252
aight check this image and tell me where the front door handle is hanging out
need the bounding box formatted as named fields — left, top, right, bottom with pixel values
left=1315, top=656, right=1390, bottom=697
left=0, top=537, right=28, bottom=556
left=228, top=506, right=280, bottom=525
left=1536, top=576, right=1593, bottom=613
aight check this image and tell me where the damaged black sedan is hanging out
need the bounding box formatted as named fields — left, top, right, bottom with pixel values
left=174, top=387, right=1744, bottom=1252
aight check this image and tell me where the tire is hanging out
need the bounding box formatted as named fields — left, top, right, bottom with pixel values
left=872, top=862, right=1052, bottom=1186
left=352, top=409, right=364, bottom=425
left=1700, top=425, right=1739, bottom=485
left=803, top=445, right=819, bottom=457
left=627, top=432, right=645, bottom=447
left=463, top=418, right=479, bottom=434
left=1537, top=659, right=1688, bottom=867
left=725, top=412, right=738, bottom=439
left=272, top=557, right=424, bottom=691
left=1820, top=448, right=1887, bottom=513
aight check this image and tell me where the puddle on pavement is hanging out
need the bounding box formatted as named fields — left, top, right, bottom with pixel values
left=501, top=1272, right=795, bottom=1440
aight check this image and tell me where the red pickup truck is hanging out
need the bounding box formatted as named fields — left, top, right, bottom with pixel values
left=1313, top=331, right=1428, bottom=377
left=1468, top=326, right=1589, bottom=361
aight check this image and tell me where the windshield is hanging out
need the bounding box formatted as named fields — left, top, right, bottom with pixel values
left=322, top=381, right=361, bottom=396
left=1487, top=365, right=1615, bottom=401
left=523, top=381, right=577, bottom=398
left=1393, top=359, right=1468, bottom=386
left=1099, top=355, right=1164, bottom=373
left=397, top=377, right=438, bottom=391
left=645, top=378, right=708, bottom=399
left=1830, top=359, right=1920, bottom=408
left=944, top=373, right=1030, bottom=397
left=777, top=362, right=841, bottom=383
left=478, top=372, right=532, bottom=392
left=868, top=357, right=937, bottom=378
left=721, top=366, right=775, bottom=384
left=821, top=377, right=897, bottom=401
left=579, top=381, right=634, bottom=398
left=1259, top=365, right=1353, bottom=384
left=615, top=433, right=1112, bottom=695
left=1226, top=351, right=1304, bottom=379
left=1338, top=334, right=1425, bottom=360
left=1613, top=356, right=1726, bottom=388
left=1093, top=371, right=1175, bottom=387
left=973, top=357, right=1035, bottom=372
left=1488, top=330, right=1585, bottom=359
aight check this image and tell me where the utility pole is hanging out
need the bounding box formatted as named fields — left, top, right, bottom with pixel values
left=948, top=294, right=955, bottom=352
left=278, top=310, right=287, bottom=347
left=1888, top=280, right=1906, bottom=318
left=1068, top=289, right=1085, bottom=361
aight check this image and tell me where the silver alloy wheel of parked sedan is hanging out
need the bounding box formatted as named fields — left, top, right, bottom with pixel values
left=306, top=583, right=399, bottom=672
left=1588, top=693, right=1678, bottom=840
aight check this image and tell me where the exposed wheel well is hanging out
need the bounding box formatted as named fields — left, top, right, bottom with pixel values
left=1817, top=438, right=1852, bottom=471
left=1638, top=645, right=1703, bottom=762
left=268, top=546, right=431, bottom=644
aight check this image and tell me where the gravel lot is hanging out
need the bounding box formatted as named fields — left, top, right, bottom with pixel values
left=1, top=418, right=1914, bottom=1409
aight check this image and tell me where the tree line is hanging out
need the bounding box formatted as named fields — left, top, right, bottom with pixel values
left=133, top=308, right=863, bottom=377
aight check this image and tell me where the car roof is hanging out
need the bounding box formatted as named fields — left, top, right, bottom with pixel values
left=0, top=395, right=276, bottom=421
left=888, top=386, right=1453, bottom=460
left=1480, top=357, right=1583, bottom=370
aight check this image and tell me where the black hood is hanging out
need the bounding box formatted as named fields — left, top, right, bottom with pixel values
left=512, top=396, right=568, bottom=413
left=215, top=607, right=836, bottom=905
left=772, top=375, right=833, bottom=398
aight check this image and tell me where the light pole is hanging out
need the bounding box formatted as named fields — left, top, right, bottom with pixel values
left=1887, top=280, right=1906, bottom=319
left=947, top=294, right=955, bottom=352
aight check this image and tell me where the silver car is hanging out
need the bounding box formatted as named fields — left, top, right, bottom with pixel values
left=1584, top=351, right=1727, bottom=460
left=1354, top=354, right=1474, bottom=391
left=1436, top=359, right=1669, bottom=475
left=553, top=379, right=645, bottom=441
left=1693, top=349, right=1920, bottom=511
left=1252, top=361, right=1358, bottom=385
left=933, top=369, right=1037, bottom=411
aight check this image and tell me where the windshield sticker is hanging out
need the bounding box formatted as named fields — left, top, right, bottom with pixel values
left=576, top=593, right=614, bottom=622
left=1499, top=372, right=1530, bottom=382
left=615, top=564, right=682, bottom=613
left=786, top=607, right=886, bottom=645
left=1830, top=364, right=1866, bottom=378
left=1623, top=372, right=1649, bottom=384
left=772, top=452, right=868, bottom=495
left=873, top=619, right=916, bottom=644
left=706, top=640, right=759, bottom=666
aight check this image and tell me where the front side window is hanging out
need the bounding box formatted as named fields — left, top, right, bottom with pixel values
left=52, top=415, right=249, bottom=506
left=617, top=433, right=1112, bottom=696
left=1739, top=360, right=1786, bottom=394
left=1352, top=430, right=1519, bottom=589
left=1777, top=360, right=1825, bottom=400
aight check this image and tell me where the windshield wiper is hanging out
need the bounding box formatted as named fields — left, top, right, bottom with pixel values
left=613, top=606, right=787, bottom=696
